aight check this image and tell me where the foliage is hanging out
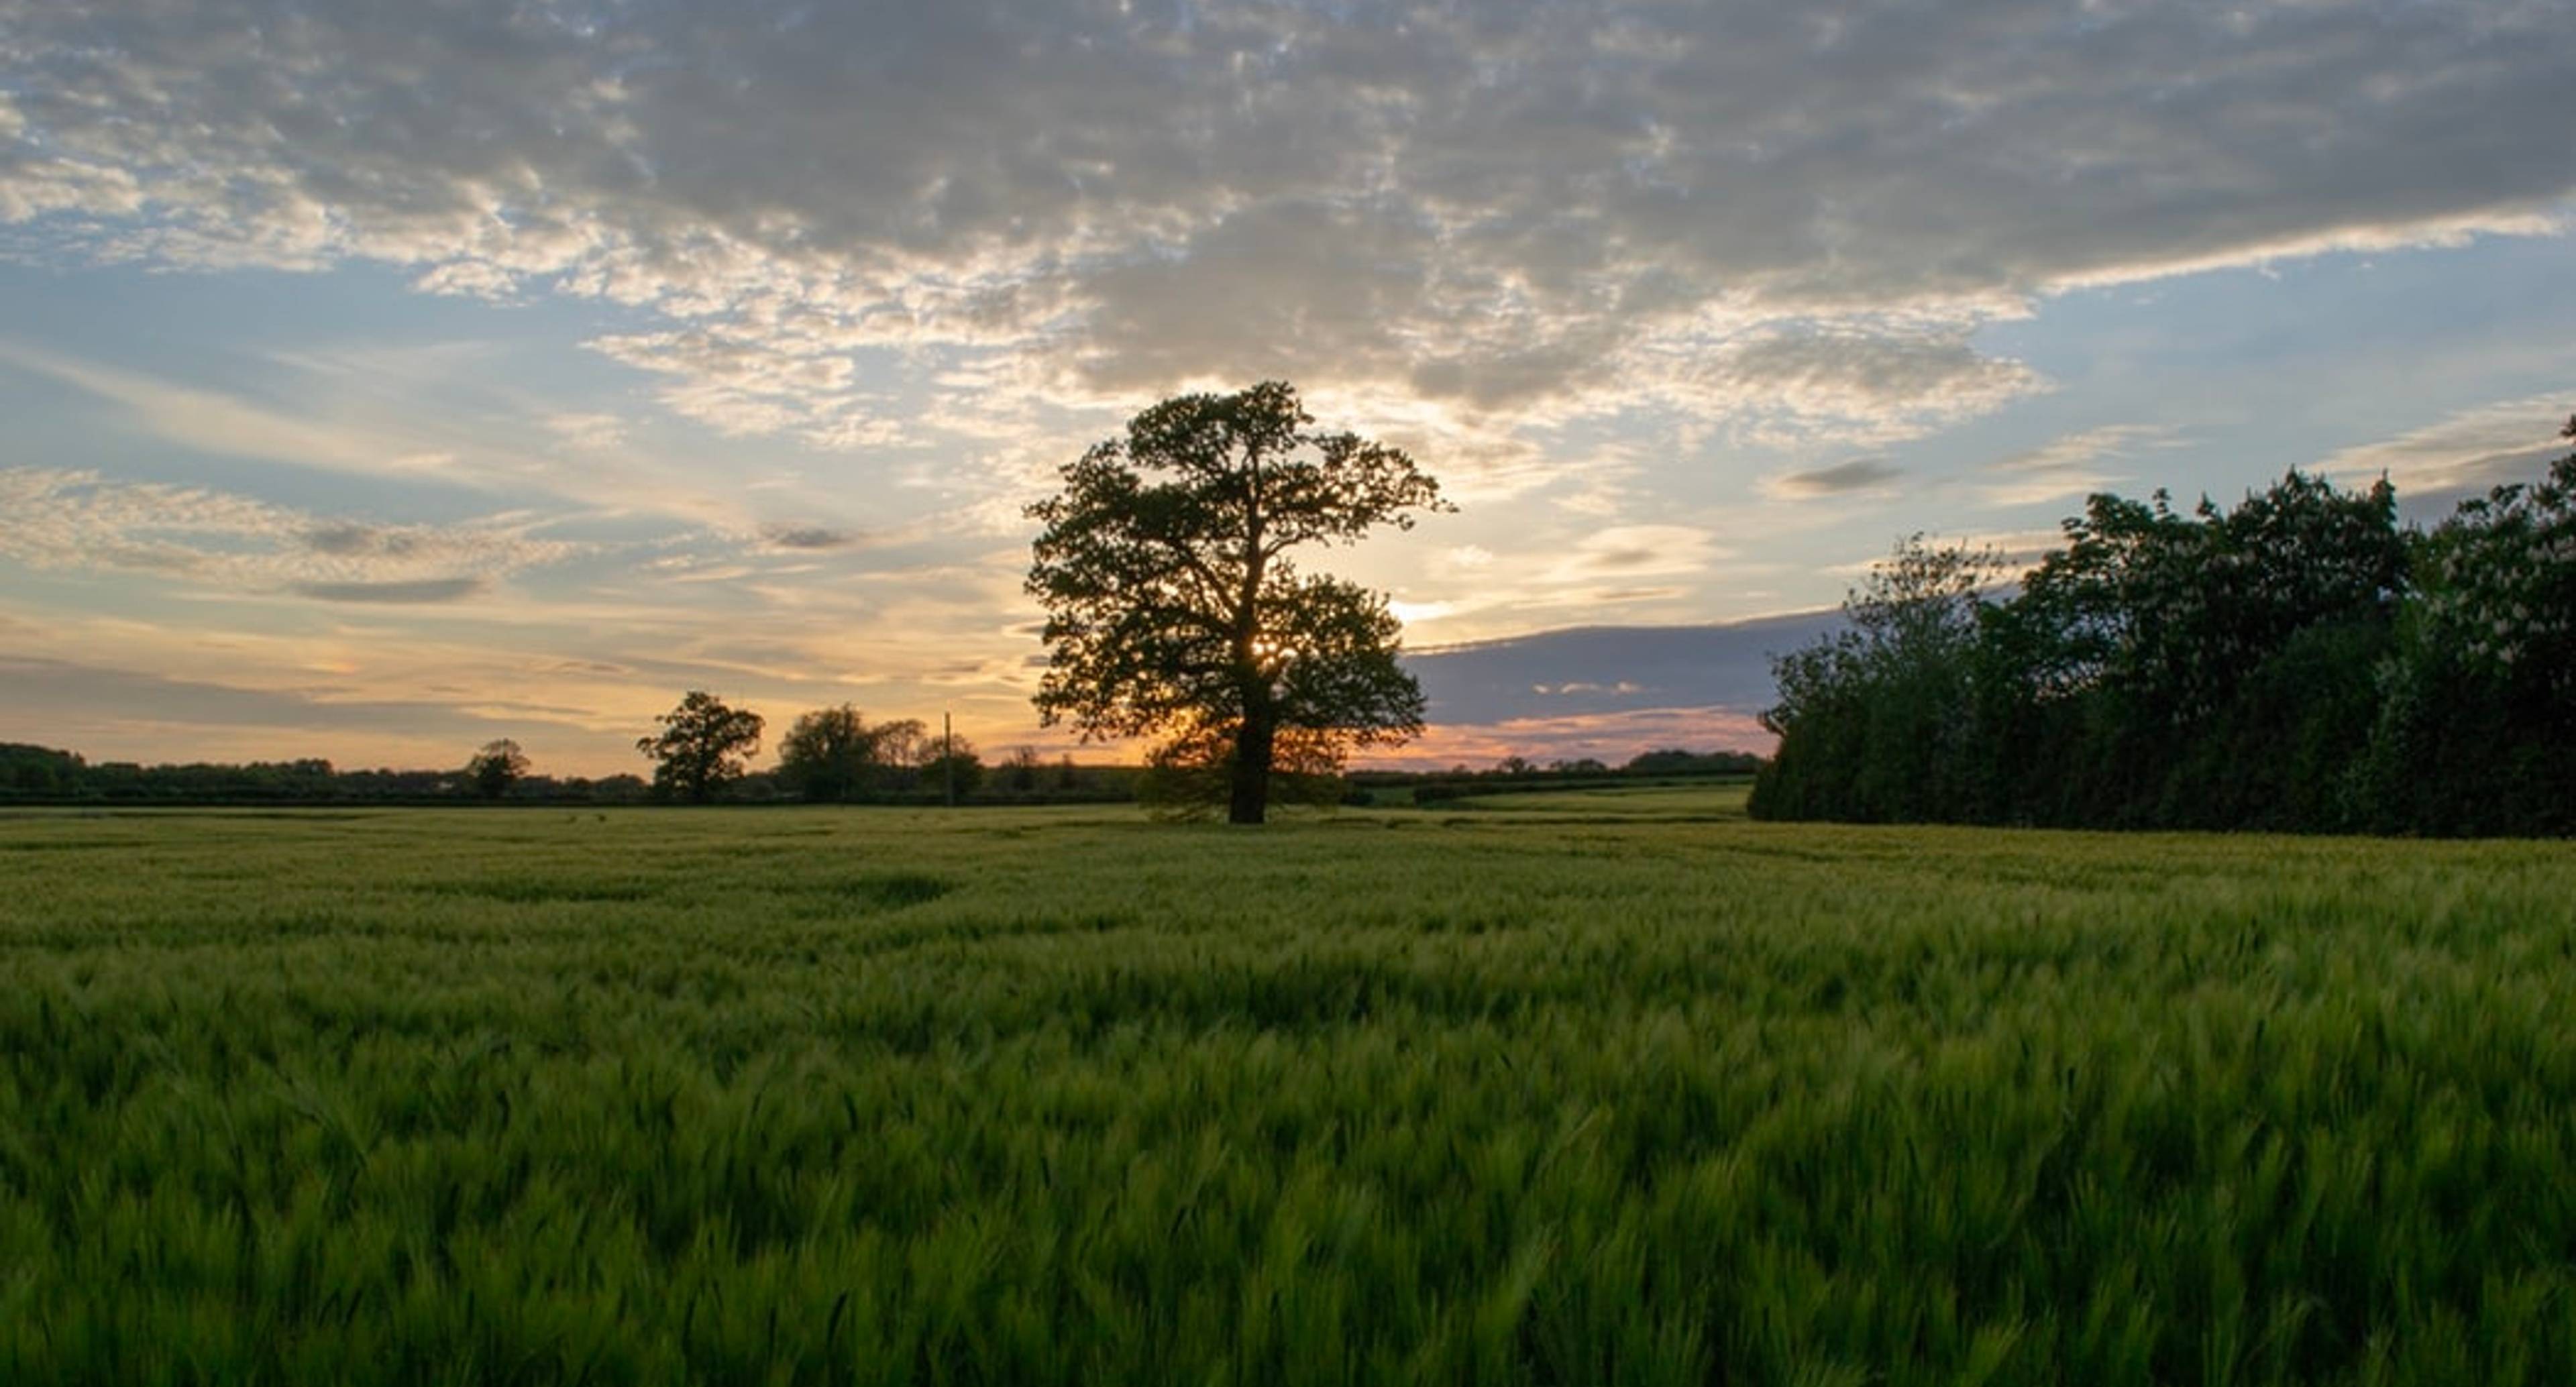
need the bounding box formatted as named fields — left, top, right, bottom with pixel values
left=776, top=706, right=920, bottom=802
left=1619, top=748, right=1762, bottom=777
left=998, top=745, right=1048, bottom=793
left=2005, top=473, right=2403, bottom=732
left=1750, top=535, right=2002, bottom=822
left=11, top=793, right=2576, bottom=1382
left=1134, top=717, right=1346, bottom=820
left=0, top=748, right=651, bottom=803
left=1353, top=751, right=1762, bottom=807
left=0, top=743, right=84, bottom=797
left=636, top=691, right=765, bottom=803
left=464, top=738, right=530, bottom=800
left=1752, top=445, right=2575, bottom=834
left=2352, top=417, right=2576, bottom=834
left=916, top=730, right=983, bottom=800
left=1026, top=381, right=1448, bottom=824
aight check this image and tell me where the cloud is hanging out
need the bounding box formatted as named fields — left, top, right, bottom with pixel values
left=0, top=467, right=578, bottom=597
left=4, top=0, right=2567, bottom=453
left=1686, top=326, right=2049, bottom=445
left=759, top=524, right=862, bottom=551
left=2320, top=394, right=2573, bottom=509
left=0, top=654, right=517, bottom=740
left=290, top=577, right=489, bottom=604
left=0, top=338, right=777, bottom=530
left=1978, top=423, right=2176, bottom=508
left=1766, top=458, right=1902, bottom=499
left=1534, top=681, right=1642, bottom=696
left=0, top=338, right=427, bottom=476
left=1558, top=525, right=1724, bottom=579
left=1408, top=609, right=1838, bottom=724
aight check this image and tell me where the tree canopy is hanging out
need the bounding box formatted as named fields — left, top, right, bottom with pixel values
left=1752, top=427, right=2576, bottom=835
left=776, top=705, right=917, bottom=802
left=464, top=738, right=529, bottom=800
left=636, top=691, right=765, bottom=803
left=1026, top=381, right=1449, bottom=823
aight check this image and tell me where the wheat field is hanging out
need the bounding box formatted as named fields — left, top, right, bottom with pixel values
left=5, top=790, right=2573, bottom=1384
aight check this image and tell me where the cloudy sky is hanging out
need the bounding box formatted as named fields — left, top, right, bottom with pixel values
left=4, top=0, right=2573, bottom=774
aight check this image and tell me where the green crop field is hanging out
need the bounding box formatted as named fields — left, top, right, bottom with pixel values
left=5, top=789, right=2575, bottom=1384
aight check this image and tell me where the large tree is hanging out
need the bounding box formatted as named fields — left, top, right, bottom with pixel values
left=636, top=691, right=765, bottom=803
left=1026, top=381, right=1449, bottom=824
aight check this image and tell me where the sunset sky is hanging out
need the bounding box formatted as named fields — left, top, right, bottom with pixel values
left=5, top=0, right=2573, bottom=775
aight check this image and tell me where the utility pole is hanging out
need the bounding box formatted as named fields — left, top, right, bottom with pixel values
left=943, top=711, right=957, bottom=808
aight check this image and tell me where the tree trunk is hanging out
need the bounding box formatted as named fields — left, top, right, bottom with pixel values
left=1228, top=713, right=1275, bottom=825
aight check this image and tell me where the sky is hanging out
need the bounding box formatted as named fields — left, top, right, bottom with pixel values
left=3, top=0, right=2574, bottom=776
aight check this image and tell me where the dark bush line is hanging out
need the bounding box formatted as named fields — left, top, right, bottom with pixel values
left=1352, top=749, right=1764, bottom=803
left=0, top=748, right=1143, bottom=809
left=1751, top=419, right=2576, bottom=836
left=1399, top=771, right=1756, bottom=806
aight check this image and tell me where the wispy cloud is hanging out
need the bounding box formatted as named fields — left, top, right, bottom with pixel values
left=1978, top=423, right=2176, bottom=508
left=759, top=524, right=864, bottom=552
left=0, top=467, right=580, bottom=599
left=0, top=339, right=433, bottom=476
left=0, top=338, right=792, bottom=532
left=2320, top=394, right=2573, bottom=504
left=1765, top=458, right=1904, bottom=500
left=290, top=577, right=490, bottom=604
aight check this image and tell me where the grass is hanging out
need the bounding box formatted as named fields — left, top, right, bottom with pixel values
left=4, top=789, right=2575, bottom=1383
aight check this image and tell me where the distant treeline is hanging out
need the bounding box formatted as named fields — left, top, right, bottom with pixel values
left=1354, top=748, right=1764, bottom=804
left=0, top=748, right=594, bottom=804
left=0, top=740, right=1762, bottom=808
left=1752, top=422, right=2576, bottom=836
left=0, top=742, right=1140, bottom=806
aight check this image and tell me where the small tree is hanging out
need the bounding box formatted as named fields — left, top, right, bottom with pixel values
left=871, top=719, right=930, bottom=790
left=464, top=738, right=529, bottom=799
left=1001, top=745, right=1045, bottom=793
left=777, top=704, right=892, bottom=802
left=917, top=731, right=983, bottom=800
left=1026, top=381, right=1450, bottom=824
left=637, top=691, right=764, bottom=803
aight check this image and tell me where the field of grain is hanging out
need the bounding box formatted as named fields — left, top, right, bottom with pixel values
left=5, top=790, right=2575, bottom=1384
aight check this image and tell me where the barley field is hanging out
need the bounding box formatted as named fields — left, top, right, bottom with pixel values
left=5, top=789, right=2574, bottom=1384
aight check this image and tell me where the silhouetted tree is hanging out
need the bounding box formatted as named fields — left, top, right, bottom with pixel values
left=1132, top=719, right=1346, bottom=819
left=1026, top=381, right=1450, bottom=823
left=1622, top=748, right=1761, bottom=777
left=637, top=691, right=764, bottom=803
left=916, top=731, right=983, bottom=800
left=464, top=738, right=529, bottom=799
left=0, top=744, right=84, bottom=797
left=869, top=719, right=931, bottom=791
left=777, top=704, right=902, bottom=801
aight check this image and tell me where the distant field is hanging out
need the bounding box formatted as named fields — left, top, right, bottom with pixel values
left=6, top=791, right=2575, bottom=1384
